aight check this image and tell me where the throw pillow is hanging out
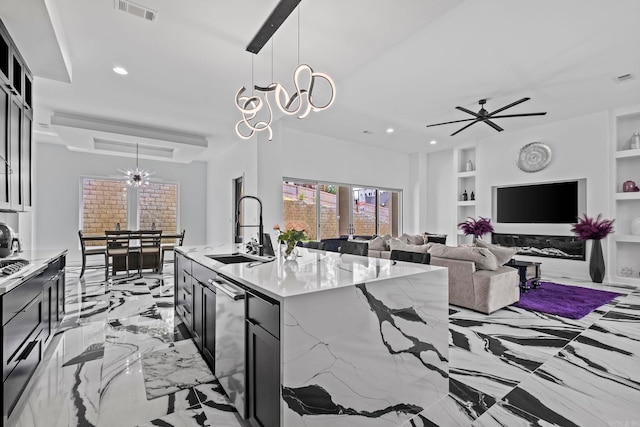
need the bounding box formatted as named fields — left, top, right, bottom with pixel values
left=475, top=239, right=517, bottom=265
left=401, top=233, right=425, bottom=245
left=423, top=233, right=447, bottom=244
left=427, top=243, right=499, bottom=271
left=368, top=236, right=387, bottom=251
left=389, top=238, right=430, bottom=253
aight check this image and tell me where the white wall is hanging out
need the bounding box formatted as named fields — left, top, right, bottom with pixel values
left=426, top=111, right=611, bottom=280
left=206, top=125, right=413, bottom=248
left=34, top=142, right=207, bottom=264
left=426, top=149, right=454, bottom=240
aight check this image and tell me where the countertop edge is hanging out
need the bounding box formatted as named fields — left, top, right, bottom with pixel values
left=0, top=249, right=68, bottom=296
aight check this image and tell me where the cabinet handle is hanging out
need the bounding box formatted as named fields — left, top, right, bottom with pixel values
left=207, top=278, right=245, bottom=300
left=16, top=340, right=38, bottom=361
left=246, top=318, right=258, bottom=326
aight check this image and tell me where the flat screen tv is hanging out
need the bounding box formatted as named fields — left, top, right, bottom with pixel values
left=496, top=181, right=578, bottom=223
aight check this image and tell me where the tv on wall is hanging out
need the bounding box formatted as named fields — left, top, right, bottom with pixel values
left=496, top=181, right=579, bottom=224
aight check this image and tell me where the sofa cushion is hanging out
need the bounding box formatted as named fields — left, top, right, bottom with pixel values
left=400, top=233, right=425, bottom=245
left=427, top=243, right=499, bottom=271
left=389, top=238, right=430, bottom=253
left=368, top=236, right=387, bottom=251
left=476, top=239, right=517, bottom=265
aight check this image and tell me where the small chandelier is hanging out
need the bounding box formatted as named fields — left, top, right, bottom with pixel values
left=120, top=143, right=153, bottom=187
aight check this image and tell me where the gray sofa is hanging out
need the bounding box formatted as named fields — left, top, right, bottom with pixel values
left=430, top=256, right=519, bottom=314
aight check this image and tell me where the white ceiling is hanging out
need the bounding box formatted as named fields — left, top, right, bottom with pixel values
left=2, top=0, right=640, bottom=162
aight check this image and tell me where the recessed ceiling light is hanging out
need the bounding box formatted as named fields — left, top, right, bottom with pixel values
left=430, top=140, right=437, bottom=145
left=386, top=128, right=394, bottom=133
left=113, top=67, right=128, bottom=75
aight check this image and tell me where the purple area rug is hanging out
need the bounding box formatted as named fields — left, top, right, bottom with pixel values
left=513, top=281, right=622, bottom=319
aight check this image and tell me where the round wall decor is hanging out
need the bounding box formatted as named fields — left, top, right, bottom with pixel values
left=517, top=142, right=552, bottom=172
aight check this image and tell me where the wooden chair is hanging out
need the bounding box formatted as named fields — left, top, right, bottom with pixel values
left=160, top=229, right=185, bottom=271
left=78, top=230, right=106, bottom=278
left=105, top=230, right=132, bottom=280
left=138, top=230, right=163, bottom=273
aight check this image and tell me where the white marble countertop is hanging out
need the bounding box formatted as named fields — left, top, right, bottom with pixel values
left=176, top=245, right=445, bottom=300
left=0, top=249, right=68, bottom=295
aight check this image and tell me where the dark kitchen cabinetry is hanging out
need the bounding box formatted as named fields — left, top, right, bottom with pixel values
left=246, top=292, right=280, bottom=427
left=0, top=19, right=33, bottom=212
left=175, top=252, right=192, bottom=330
left=2, top=254, right=66, bottom=422
left=202, top=285, right=216, bottom=367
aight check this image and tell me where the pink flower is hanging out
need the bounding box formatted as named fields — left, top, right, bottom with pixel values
left=571, top=214, right=614, bottom=240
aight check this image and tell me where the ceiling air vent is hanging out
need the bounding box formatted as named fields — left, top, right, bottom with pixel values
left=614, top=73, right=634, bottom=84
left=114, top=0, right=157, bottom=22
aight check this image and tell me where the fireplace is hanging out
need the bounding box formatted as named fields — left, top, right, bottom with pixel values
left=492, top=233, right=585, bottom=261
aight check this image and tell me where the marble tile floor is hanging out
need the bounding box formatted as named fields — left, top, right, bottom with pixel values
left=9, top=265, right=248, bottom=427
left=9, top=264, right=640, bottom=427
left=405, top=276, right=640, bottom=427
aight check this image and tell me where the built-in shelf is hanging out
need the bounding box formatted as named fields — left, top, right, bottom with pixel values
left=615, top=148, right=640, bottom=159
left=457, top=171, right=476, bottom=178
left=615, top=235, right=640, bottom=243
left=457, top=200, right=476, bottom=206
left=615, top=192, right=640, bottom=200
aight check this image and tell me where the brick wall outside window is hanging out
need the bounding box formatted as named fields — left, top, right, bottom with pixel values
left=82, top=179, right=128, bottom=244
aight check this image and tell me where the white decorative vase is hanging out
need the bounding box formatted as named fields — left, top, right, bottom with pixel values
left=631, top=217, right=640, bottom=235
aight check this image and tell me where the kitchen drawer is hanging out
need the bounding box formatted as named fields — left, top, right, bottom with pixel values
left=246, top=290, right=280, bottom=339
left=3, top=294, right=41, bottom=381
left=3, top=331, right=42, bottom=418
left=191, top=261, right=216, bottom=286
left=2, top=273, right=44, bottom=325
left=180, top=288, right=192, bottom=314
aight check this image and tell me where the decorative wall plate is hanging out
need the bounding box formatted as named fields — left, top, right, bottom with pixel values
left=517, top=142, right=552, bottom=172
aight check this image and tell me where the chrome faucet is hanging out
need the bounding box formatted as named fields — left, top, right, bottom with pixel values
left=235, top=195, right=264, bottom=256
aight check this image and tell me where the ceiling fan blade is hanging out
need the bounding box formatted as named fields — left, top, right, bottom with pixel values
left=450, top=120, right=480, bottom=136
left=489, top=112, right=547, bottom=118
left=487, top=97, right=530, bottom=116
left=455, top=106, right=482, bottom=118
left=426, top=118, right=477, bottom=127
left=483, top=120, right=503, bottom=132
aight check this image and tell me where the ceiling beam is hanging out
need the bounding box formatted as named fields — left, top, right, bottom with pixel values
left=246, top=0, right=301, bottom=54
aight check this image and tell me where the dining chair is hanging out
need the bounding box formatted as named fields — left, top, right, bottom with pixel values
left=105, top=230, right=132, bottom=280
left=339, top=240, right=369, bottom=256
left=303, top=241, right=325, bottom=250
left=160, top=229, right=185, bottom=271
left=138, top=230, right=163, bottom=274
left=390, top=249, right=430, bottom=264
left=78, top=230, right=106, bottom=278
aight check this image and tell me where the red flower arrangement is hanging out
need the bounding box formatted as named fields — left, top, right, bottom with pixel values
left=458, top=216, right=494, bottom=239
left=571, top=214, right=614, bottom=240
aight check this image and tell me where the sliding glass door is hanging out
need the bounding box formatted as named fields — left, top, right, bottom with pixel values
left=282, top=179, right=401, bottom=241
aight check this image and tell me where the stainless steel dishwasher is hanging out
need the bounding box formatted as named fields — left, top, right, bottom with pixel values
left=207, top=274, right=247, bottom=419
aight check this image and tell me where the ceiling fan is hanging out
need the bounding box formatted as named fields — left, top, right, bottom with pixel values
left=426, top=97, right=547, bottom=136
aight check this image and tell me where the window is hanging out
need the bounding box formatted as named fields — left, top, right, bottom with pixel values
left=282, top=179, right=401, bottom=240
left=81, top=178, right=179, bottom=242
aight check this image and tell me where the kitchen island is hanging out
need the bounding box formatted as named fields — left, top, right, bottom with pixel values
left=175, top=245, right=449, bottom=427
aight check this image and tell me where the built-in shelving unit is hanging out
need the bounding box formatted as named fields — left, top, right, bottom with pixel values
left=453, top=145, right=476, bottom=245
left=611, top=106, right=640, bottom=284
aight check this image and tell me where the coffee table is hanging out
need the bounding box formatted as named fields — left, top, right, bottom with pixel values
left=506, top=259, right=542, bottom=292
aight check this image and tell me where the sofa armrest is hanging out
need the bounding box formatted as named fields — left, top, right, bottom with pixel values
left=430, top=256, right=476, bottom=309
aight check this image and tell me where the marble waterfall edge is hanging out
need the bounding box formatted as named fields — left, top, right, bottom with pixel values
left=281, top=269, right=449, bottom=426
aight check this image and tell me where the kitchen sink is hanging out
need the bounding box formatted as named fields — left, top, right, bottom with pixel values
left=206, top=254, right=259, bottom=264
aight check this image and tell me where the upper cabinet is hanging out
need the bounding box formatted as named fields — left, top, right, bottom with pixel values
left=0, top=20, right=33, bottom=212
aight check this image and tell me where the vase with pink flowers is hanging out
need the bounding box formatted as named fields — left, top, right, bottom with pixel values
left=571, top=214, right=615, bottom=283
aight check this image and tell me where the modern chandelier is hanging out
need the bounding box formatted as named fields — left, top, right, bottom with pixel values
left=120, top=143, right=153, bottom=187
left=234, top=0, right=335, bottom=141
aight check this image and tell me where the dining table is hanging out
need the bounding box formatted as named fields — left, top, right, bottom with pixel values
left=81, top=230, right=184, bottom=275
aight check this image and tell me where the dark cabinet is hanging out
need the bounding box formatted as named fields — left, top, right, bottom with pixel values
left=247, top=318, right=280, bottom=427
left=0, top=19, right=33, bottom=212
left=202, top=285, right=216, bottom=368
left=191, top=281, right=203, bottom=349
left=1, top=254, right=66, bottom=421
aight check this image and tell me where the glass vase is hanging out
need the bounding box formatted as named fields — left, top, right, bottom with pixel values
left=283, top=240, right=299, bottom=261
